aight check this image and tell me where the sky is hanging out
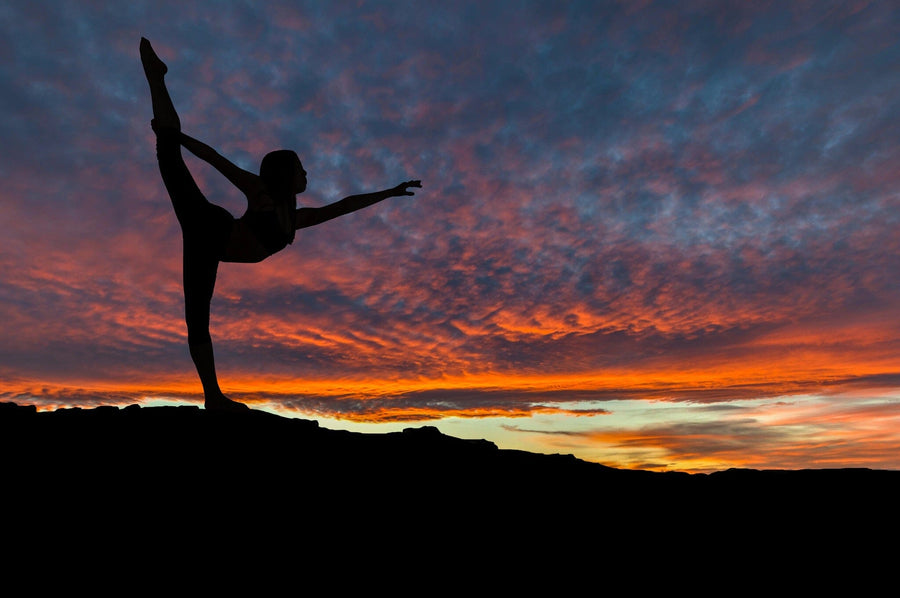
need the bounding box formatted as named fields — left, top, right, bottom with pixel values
left=1, top=0, right=899, bottom=473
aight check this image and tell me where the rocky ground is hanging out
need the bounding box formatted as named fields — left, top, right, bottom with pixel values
left=2, top=401, right=896, bottom=546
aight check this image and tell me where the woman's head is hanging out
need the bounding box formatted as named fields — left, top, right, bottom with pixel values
left=260, top=149, right=306, bottom=196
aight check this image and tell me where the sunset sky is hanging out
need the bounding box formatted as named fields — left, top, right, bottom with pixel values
left=2, top=0, right=899, bottom=473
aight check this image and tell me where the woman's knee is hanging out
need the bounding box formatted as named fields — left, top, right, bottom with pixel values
left=155, top=134, right=183, bottom=168
left=187, top=327, right=212, bottom=346
left=184, top=302, right=212, bottom=345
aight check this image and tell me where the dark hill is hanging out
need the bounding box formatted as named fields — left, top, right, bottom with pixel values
left=2, top=401, right=896, bottom=537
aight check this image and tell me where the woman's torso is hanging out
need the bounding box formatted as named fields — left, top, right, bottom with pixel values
left=222, top=191, right=293, bottom=263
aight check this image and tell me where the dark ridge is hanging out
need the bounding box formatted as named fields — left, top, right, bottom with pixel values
left=2, top=401, right=895, bottom=532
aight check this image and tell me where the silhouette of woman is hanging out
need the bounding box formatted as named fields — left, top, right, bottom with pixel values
left=139, top=38, right=421, bottom=411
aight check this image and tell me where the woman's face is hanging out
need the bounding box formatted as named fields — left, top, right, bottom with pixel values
left=294, top=162, right=307, bottom=193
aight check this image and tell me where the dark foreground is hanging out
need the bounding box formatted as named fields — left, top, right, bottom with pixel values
left=4, top=401, right=893, bottom=586
left=2, top=401, right=897, bottom=536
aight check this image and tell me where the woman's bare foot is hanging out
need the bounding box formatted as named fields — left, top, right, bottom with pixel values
left=205, top=393, right=251, bottom=413
left=140, top=37, right=168, bottom=79
left=140, top=37, right=181, bottom=132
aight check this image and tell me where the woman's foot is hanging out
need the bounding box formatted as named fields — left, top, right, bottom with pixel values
left=140, top=37, right=181, bottom=132
left=140, top=37, right=168, bottom=79
left=205, top=393, right=251, bottom=413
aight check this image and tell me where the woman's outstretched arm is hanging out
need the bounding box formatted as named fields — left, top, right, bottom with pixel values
left=176, top=129, right=264, bottom=197
left=294, top=180, right=421, bottom=230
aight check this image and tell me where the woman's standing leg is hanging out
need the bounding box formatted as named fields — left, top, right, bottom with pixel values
left=182, top=244, right=229, bottom=405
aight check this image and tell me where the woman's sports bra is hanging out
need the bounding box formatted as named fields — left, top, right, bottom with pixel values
left=241, top=191, right=296, bottom=255
left=242, top=209, right=291, bottom=254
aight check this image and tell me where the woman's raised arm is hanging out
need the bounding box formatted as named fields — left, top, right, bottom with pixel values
left=294, top=180, right=421, bottom=230
left=178, top=130, right=263, bottom=197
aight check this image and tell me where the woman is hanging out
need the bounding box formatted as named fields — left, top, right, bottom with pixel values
left=140, top=37, right=421, bottom=411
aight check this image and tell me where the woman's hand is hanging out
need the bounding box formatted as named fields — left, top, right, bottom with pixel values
left=391, top=180, right=422, bottom=196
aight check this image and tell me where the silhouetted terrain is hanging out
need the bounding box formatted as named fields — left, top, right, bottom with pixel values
left=2, top=401, right=896, bottom=536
